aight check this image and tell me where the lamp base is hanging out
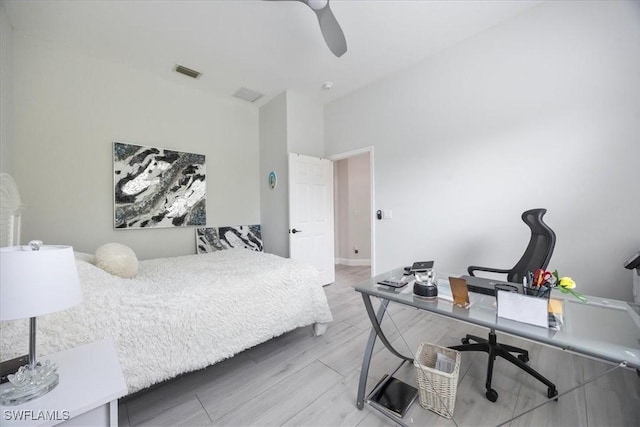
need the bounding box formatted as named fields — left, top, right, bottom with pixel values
left=0, top=361, right=59, bottom=406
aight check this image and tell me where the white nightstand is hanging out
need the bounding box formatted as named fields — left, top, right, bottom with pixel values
left=1, top=339, right=127, bottom=427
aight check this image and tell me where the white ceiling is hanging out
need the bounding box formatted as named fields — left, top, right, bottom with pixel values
left=2, top=0, right=542, bottom=107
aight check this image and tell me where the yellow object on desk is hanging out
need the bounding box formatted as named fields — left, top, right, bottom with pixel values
left=548, top=298, right=564, bottom=331
left=548, top=298, right=563, bottom=314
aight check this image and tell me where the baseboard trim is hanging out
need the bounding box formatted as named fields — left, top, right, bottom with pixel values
left=335, top=258, right=371, bottom=267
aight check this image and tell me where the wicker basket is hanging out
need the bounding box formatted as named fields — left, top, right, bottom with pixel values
left=414, top=342, right=461, bottom=418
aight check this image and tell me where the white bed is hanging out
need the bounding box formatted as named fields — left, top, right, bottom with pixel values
left=0, top=174, right=333, bottom=394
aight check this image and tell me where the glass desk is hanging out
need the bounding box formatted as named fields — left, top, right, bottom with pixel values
left=353, top=268, right=640, bottom=421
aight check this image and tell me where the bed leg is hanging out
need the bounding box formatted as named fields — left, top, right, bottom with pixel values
left=313, top=322, right=328, bottom=336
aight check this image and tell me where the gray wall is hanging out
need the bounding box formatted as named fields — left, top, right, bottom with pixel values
left=259, top=91, right=325, bottom=258
left=347, top=154, right=371, bottom=263
left=1, top=6, right=14, bottom=176
left=334, top=154, right=371, bottom=265
left=286, top=91, right=325, bottom=159
left=259, top=93, right=289, bottom=257
left=325, top=1, right=640, bottom=300
left=11, top=32, right=260, bottom=259
left=334, top=159, right=349, bottom=261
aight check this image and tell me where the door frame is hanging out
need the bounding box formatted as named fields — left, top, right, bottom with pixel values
left=328, top=146, right=376, bottom=276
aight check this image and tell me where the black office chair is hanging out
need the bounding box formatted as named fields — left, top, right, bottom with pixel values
left=450, top=208, right=558, bottom=402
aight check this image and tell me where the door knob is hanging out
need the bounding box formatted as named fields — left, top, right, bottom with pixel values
left=291, top=228, right=302, bottom=234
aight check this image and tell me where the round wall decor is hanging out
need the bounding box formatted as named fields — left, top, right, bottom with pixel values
left=268, top=171, right=277, bottom=189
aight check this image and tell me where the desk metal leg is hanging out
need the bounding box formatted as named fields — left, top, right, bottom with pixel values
left=356, top=294, right=413, bottom=410
left=356, top=298, right=388, bottom=410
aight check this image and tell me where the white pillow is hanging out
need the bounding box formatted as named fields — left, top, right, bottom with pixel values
left=94, top=243, right=138, bottom=278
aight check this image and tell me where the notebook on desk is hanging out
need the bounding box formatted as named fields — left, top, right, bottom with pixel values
left=460, top=275, right=524, bottom=296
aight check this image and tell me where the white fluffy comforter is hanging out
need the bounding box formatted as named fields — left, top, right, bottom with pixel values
left=0, top=249, right=333, bottom=393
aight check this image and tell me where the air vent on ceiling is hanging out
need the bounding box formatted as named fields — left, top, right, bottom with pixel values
left=233, top=87, right=264, bottom=103
left=174, top=64, right=202, bottom=79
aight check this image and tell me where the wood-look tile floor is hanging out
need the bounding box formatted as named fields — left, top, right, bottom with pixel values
left=119, top=265, right=639, bottom=426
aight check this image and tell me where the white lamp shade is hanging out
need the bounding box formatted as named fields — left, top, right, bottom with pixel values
left=1, top=245, right=82, bottom=321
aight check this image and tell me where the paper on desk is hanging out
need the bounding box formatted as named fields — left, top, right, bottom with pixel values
left=497, top=290, right=548, bottom=328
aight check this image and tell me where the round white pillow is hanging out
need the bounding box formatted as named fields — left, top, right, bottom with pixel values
left=94, top=243, right=138, bottom=278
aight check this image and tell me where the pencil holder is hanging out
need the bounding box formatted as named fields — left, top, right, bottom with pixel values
left=524, top=286, right=552, bottom=299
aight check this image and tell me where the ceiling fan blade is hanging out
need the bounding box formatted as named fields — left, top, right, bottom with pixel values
left=266, top=0, right=347, bottom=57
left=313, top=2, right=347, bottom=57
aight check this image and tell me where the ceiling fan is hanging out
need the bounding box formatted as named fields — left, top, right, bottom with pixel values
left=268, top=0, right=347, bottom=57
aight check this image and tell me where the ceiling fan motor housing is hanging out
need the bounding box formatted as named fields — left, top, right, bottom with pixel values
left=307, top=0, right=328, bottom=11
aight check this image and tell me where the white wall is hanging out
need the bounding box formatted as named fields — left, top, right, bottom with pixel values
left=12, top=33, right=259, bottom=259
left=259, top=93, right=289, bottom=257
left=325, top=1, right=640, bottom=300
left=0, top=6, right=14, bottom=175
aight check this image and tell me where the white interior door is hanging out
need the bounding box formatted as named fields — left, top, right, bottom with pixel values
left=289, top=153, right=335, bottom=285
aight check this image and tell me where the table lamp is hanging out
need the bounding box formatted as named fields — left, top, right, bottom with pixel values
left=0, top=241, right=82, bottom=406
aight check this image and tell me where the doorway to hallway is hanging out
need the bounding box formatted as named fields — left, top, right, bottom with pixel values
left=330, top=147, right=374, bottom=276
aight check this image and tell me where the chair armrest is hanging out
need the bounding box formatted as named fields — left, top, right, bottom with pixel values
left=467, top=266, right=511, bottom=277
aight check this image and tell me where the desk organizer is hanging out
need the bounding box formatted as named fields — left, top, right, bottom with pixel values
left=524, top=286, right=551, bottom=299
left=414, top=342, right=461, bottom=418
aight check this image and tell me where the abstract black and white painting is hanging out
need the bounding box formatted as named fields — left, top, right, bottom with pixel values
left=114, top=142, right=206, bottom=229
left=218, top=225, right=263, bottom=251
left=195, top=227, right=225, bottom=254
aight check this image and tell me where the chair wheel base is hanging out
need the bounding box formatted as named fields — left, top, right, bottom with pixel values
left=461, top=338, right=470, bottom=345
left=517, top=354, right=529, bottom=363
left=486, top=389, right=498, bottom=402
left=548, top=387, right=558, bottom=400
